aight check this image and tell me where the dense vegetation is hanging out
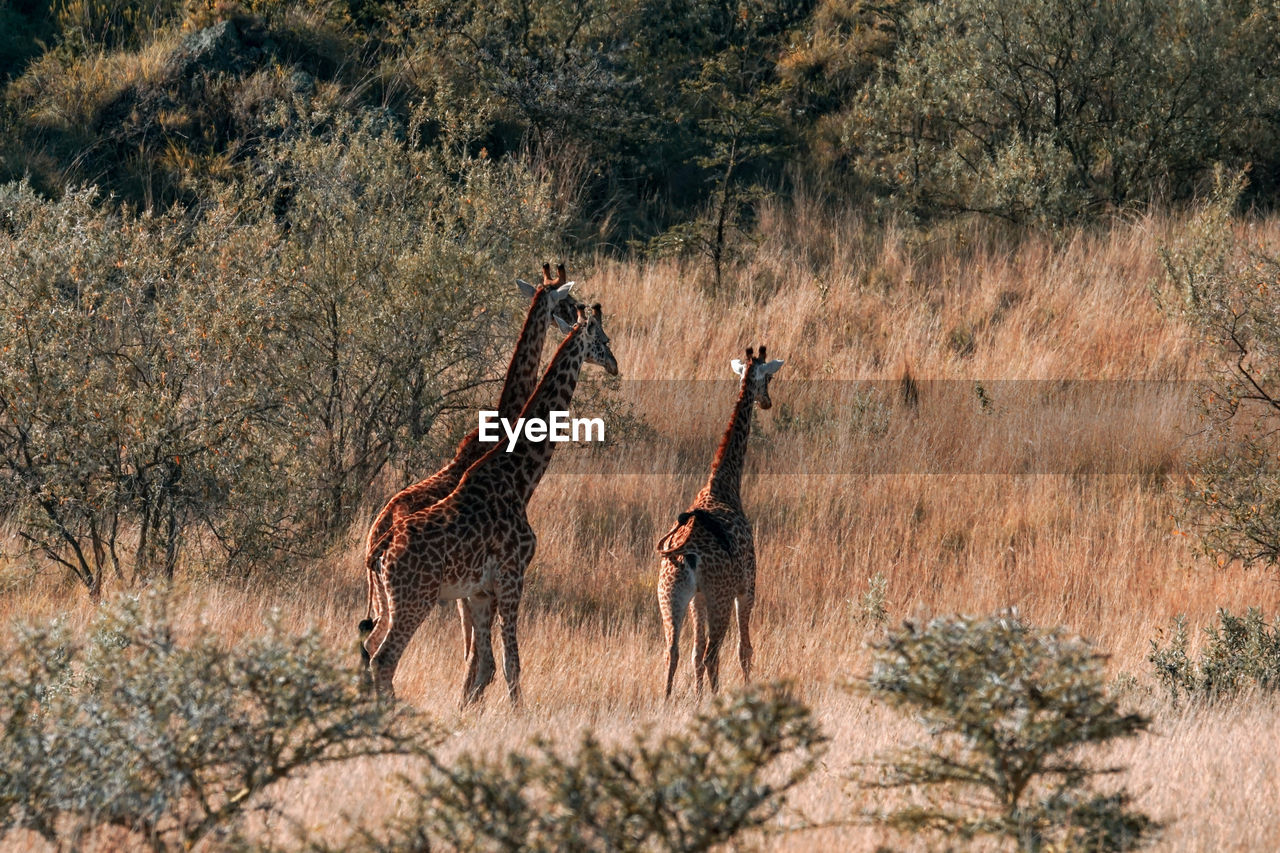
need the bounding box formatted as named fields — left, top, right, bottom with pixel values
left=0, top=595, right=823, bottom=850
left=5, top=0, right=1280, bottom=231
left=5, top=596, right=1173, bottom=851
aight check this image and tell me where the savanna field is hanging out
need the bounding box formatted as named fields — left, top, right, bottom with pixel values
left=6, top=204, right=1280, bottom=850
left=6, top=0, right=1280, bottom=849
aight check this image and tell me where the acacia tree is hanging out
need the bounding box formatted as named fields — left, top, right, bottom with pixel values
left=0, top=184, right=279, bottom=592
left=1156, top=170, right=1280, bottom=566
left=666, top=38, right=793, bottom=290
left=648, top=0, right=808, bottom=288
left=860, top=614, right=1154, bottom=851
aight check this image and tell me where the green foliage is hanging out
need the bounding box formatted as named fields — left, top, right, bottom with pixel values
left=860, top=613, right=1155, bottom=851
left=9, top=0, right=1280, bottom=237
left=1155, top=169, right=1280, bottom=566
left=0, top=593, right=433, bottom=851
left=0, top=182, right=281, bottom=590
left=401, top=0, right=632, bottom=156
left=1149, top=608, right=1280, bottom=705
left=642, top=0, right=810, bottom=285
left=847, top=0, right=1280, bottom=222
left=342, top=683, right=824, bottom=852
left=0, top=117, right=561, bottom=590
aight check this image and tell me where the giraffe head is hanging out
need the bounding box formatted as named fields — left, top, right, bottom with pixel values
left=731, top=345, right=784, bottom=409
left=556, top=302, right=619, bottom=376
left=515, top=262, right=578, bottom=327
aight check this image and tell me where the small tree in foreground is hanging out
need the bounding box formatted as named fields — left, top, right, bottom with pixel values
left=0, top=593, right=435, bottom=851
left=858, top=613, right=1155, bottom=852
left=340, top=683, right=824, bottom=852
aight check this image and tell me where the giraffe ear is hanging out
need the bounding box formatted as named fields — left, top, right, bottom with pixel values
left=549, top=281, right=575, bottom=302
left=516, top=278, right=536, bottom=298
left=759, top=358, right=784, bottom=376
left=555, top=315, right=574, bottom=334
left=731, top=358, right=747, bottom=377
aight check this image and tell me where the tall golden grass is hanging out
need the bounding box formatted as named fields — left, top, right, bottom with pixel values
left=4, top=202, right=1280, bottom=851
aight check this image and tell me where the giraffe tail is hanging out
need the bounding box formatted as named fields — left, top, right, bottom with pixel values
left=657, top=512, right=695, bottom=556
left=657, top=509, right=733, bottom=557
left=363, top=525, right=392, bottom=620
left=358, top=618, right=374, bottom=665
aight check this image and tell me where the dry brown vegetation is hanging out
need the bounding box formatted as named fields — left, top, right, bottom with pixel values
left=5, top=202, right=1280, bottom=851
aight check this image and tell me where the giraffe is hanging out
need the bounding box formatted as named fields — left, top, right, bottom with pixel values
left=367, top=303, right=618, bottom=703
left=359, top=264, right=578, bottom=670
left=656, top=345, right=783, bottom=698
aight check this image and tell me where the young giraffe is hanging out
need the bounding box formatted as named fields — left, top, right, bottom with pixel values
left=368, top=303, right=618, bottom=703
left=656, top=346, right=784, bottom=698
left=359, top=265, right=577, bottom=668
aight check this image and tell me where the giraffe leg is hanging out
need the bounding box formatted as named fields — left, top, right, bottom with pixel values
left=362, top=558, right=393, bottom=676
left=367, top=604, right=427, bottom=702
left=463, top=593, right=496, bottom=707
left=458, top=598, right=474, bottom=660
left=691, top=591, right=709, bottom=693
left=736, top=587, right=755, bottom=684
left=738, top=549, right=757, bottom=684
left=658, top=556, right=696, bottom=698
left=703, top=597, right=733, bottom=693
left=496, top=575, right=525, bottom=707
left=367, top=545, right=435, bottom=701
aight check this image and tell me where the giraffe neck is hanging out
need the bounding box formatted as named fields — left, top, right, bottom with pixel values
left=435, top=286, right=554, bottom=485
left=443, top=429, right=484, bottom=476
left=703, top=375, right=756, bottom=506
left=470, top=327, right=588, bottom=506
left=496, top=286, right=558, bottom=419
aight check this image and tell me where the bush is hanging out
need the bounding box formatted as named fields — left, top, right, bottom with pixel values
left=859, top=613, right=1155, bottom=851
left=846, top=0, right=1280, bottom=222
left=1155, top=170, right=1280, bottom=566
left=340, top=683, right=824, bottom=852
left=0, top=181, right=281, bottom=591
left=1149, top=608, right=1280, bottom=704
left=0, top=593, right=433, bottom=851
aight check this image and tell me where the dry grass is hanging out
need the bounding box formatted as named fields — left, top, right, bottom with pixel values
left=6, top=35, right=179, bottom=132
left=5, top=204, right=1280, bottom=850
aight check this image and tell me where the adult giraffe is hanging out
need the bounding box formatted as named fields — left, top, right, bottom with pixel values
left=359, top=265, right=576, bottom=669
left=656, top=346, right=783, bottom=698
left=367, top=303, right=618, bottom=703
